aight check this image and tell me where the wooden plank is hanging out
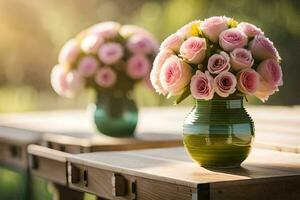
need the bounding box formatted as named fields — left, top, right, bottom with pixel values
left=208, top=175, right=300, bottom=200
left=0, top=126, right=41, bottom=169
left=67, top=147, right=300, bottom=199
left=43, top=132, right=182, bottom=153
left=0, top=126, right=41, bottom=145
left=28, top=145, right=70, bottom=185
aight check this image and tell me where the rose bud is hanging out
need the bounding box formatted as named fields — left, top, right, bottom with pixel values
left=179, top=37, right=206, bottom=64
left=160, top=55, right=192, bottom=95
left=237, top=68, right=259, bottom=95
left=127, top=54, right=151, bottom=80
left=207, top=51, right=230, bottom=74
left=214, top=71, right=237, bottom=97
left=127, top=33, right=158, bottom=54
left=89, top=21, right=121, bottom=39
left=77, top=56, right=99, bottom=77
left=160, top=33, right=184, bottom=53
left=58, top=39, right=80, bottom=64
left=200, top=16, right=230, bottom=43
left=230, top=48, right=254, bottom=71
left=177, top=20, right=201, bottom=38
left=81, top=34, right=103, bottom=54
left=237, top=22, right=264, bottom=37
left=95, top=67, right=117, bottom=88
left=98, top=42, right=123, bottom=65
left=150, top=49, right=174, bottom=95
left=256, top=59, right=283, bottom=88
left=219, top=28, right=248, bottom=51
left=249, top=35, right=280, bottom=61
left=190, top=70, right=214, bottom=100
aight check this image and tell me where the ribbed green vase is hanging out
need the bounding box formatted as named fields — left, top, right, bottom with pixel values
left=183, top=95, right=254, bottom=168
left=94, top=92, right=138, bottom=137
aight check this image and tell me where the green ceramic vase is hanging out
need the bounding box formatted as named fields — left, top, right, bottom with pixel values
left=93, top=92, right=138, bottom=137
left=183, top=95, right=254, bottom=168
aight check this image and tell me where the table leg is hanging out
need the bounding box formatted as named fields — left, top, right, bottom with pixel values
left=54, top=183, right=84, bottom=200
left=97, top=197, right=109, bottom=200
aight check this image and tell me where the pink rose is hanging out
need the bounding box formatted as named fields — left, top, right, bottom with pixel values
left=81, top=34, right=103, bottom=54
left=120, top=25, right=149, bottom=38
left=95, top=67, right=117, bottom=88
left=214, top=71, right=237, bottom=97
left=127, top=54, right=150, bottom=79
left=219, top=28, right=248, bottom=51
left=127, top=33, right=157, bottom=54
left=237, top=22, right=264, bottom=37
left=190, top=70, right=214, bottom=100
left=52, top=68, right=85, bottom=98
left=254, top=79, right=278, bottom=102
left=177, top=20, right=200, bottom=38
left=150, top=49, right=174, bottom=95
left=51, top=65, right=69, bottom=97
left=89, top=21, right=120, bottom=39
left=249, top=35, right=280, bottom=61
left=98, top=42, right=123, bottom=64
left=160, top=55, right=192, bottom=95
left=256, top=59, right=283, bottom=87
left=65, top=71, right=85, bottom=97
left=77, top=56, right=99, bottom=77
left=207, top=51, right=230, bottom=74
left=179, top=37, right=206, bottom=64
left=254, top=59, right=283, bottom=101
left=200, top=16, right=230, bottom=43
left=160, top=33, right=184, bottom=52
left=237, top=68, right=259, bottom=95
left=58, top=39, right=80, bottom=64
left=230, top=48, right=254, bottom=71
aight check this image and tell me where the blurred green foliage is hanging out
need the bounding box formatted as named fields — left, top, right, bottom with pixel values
left=0, top=0, right=299, bottom=112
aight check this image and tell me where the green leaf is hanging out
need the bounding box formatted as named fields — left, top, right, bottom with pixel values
left=174, top=86, right=191, bottom=105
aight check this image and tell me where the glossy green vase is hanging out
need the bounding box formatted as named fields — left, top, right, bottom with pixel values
left=94, top=92, right=138, bottom=137
left=183, top=95, right=254, bottom=168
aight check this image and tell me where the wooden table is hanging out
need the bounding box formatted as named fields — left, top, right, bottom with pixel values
left=0, top=109, right=182, bottom=200
left=0, top=126, right=42, bottom=200
left=67, top=147, right=300, bottom=200
left=0, top=106, right=299, bottom=199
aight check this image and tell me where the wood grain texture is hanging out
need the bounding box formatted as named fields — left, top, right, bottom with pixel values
left=68, top=147, right=300, bottom=199
left=28, top=145, right=71, bottom=185
left=0, top=106, right=299, bottom=154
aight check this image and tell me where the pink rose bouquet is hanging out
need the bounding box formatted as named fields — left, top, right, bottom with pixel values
left=51, top=21, right=158, bottom=97
left=151, top=16, right=283, bottom=103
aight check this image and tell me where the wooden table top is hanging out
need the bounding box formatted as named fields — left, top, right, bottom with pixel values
left=69, top=147, right=300, bottom=188
left=0, top=106, right=299, bottom=152
left=67, top=147, right=300, bottom=199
